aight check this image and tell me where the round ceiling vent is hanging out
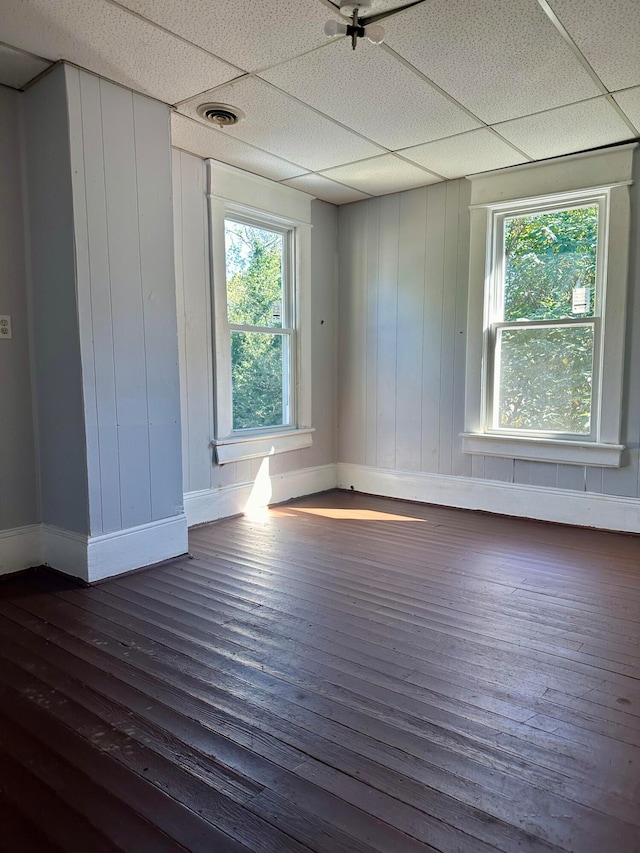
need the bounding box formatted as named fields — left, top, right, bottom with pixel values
left=196, top=103, right=246, bottom=127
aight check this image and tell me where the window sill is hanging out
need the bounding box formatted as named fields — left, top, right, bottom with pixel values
left=212, top=428, right=314, bottom=465
left=460, top=433, right=624, bottom=468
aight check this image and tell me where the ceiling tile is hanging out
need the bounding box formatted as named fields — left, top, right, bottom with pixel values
left=613, top=87, right=640, bottom=132
left=493, top=97, right=633, bottom=161
left=261, top=39, right=480, bottom=151
left=0, top=0, right=239, bottom=104
left=170, top=113, right=305, bottom=182
left=178, top=77, right=385, bottom=172
left=548, top=0, right=640, bottom=91
left=282, top=173, right=371, bottom=205
left=320, top=154, right=441, bottom=196
left=118, top=0, right=337, bottom=72
left=0, top=42, right=51, bottom=89
left=400, top=128, right=529, bottom=178
left=383, top=0, right=601, bottom=124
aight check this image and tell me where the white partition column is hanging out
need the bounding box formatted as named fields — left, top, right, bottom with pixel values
left=23, top=63, right=186, bottom=582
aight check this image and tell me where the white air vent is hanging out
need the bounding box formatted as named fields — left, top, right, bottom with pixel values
left=196, top=103, right=246, bottom=127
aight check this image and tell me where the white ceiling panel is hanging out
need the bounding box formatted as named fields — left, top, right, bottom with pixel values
left=494, top=97, right=633, bottom=161
left=282, top=173, right=371, bottom=205
left=178, top=77, right=385, bottom=172
left=171, top=113, right=306, bottom=182
left=383, top=0, right=601, bottom=124
left=400, top=128, right=529, bottom=178
left=613, top=87, right=640, bottom=133
left=261, top=39, right=480, bottom=151
left=320, top=154, right=441, bottom=196
left=547, top=0, right=640, bottom=92
left=0, top=43, right=51, bottom=89
left=0, top=0, right=239, bottom=104
left=118, top=0, right=338, bottom=73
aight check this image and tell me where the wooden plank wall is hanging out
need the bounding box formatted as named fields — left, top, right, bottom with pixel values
left=66, top=66, right=183, bottom=535
left=338, top=163, right=640, bottom=498
left=172, top=148, right=338, bottom=496
left=0, top=88, right=38, bottom=532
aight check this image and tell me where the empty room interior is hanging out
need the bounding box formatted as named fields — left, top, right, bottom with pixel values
left=2, top=0, right=640, bottom=850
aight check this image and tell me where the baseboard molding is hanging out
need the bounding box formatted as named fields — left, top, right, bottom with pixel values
left=0, top=525, right=41, bottom=577
left=3, top=514, right=189, bottom=583
left=337, top=463, right=640, bottom=534
left=184, top=463, right=338, bottom=527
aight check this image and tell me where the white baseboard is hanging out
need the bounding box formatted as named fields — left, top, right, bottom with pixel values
left=0, top=525, right=41, bottom=577
left=2, top=514, right=189, bottom=584
left=337, top=463, right=640, bottom=534
left=184, top=463, right=338, bottom=527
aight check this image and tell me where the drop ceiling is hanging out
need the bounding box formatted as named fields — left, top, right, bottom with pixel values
left=1, top=0, right=639, bottom=203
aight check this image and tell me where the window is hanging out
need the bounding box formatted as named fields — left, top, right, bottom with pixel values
left=463, top=145, right=635, bottom=468
left=208, top=161, right=313, bottom=464
left=225, top=218, right=293, bottom=431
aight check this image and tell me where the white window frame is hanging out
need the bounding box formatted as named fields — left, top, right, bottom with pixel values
left=207, top=160, right=314, bottom=464
left=462, top=145, right=635, bottom=468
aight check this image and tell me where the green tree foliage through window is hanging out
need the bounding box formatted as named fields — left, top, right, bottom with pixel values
left=496, top=205, right=599, bottom=434
left=225, top=220, right=288, bottom=431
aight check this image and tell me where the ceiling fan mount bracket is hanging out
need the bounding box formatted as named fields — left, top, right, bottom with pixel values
left=339, top=0, right=373, bottom=17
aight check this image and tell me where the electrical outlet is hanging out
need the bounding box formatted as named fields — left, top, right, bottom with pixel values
left=0, top=315, right=12, bottom=340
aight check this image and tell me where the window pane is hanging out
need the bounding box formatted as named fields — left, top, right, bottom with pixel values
left=225, top=220, right=284, bottom=328
left=231, top=331, right=285, bottom=430
left=503, top=205, right=598, bottom=322
left=496, top=325, right=594, bottom=434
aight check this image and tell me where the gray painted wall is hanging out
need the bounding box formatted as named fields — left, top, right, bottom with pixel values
left=172, top=148, right=337, bottom=495
left=0, top=86, right=38, bottom=531
left=338, top=156, right=640, bottom=498
left=23, top=66, right=90, bottom=534
left=66, top=66, right=183, bottom=534
left=22, top=64, right=183, bottom=538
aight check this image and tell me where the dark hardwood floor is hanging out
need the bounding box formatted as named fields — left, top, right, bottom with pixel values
left=1, top=490, right=640, bottom=852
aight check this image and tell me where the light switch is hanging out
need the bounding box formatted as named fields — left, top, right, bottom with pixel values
left=0, top=315, right=12, bottom=339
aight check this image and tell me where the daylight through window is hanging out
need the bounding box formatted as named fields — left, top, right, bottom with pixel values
left=489, top=201, right=602, bottom=438
left=224, top=219, right=293, bottom=432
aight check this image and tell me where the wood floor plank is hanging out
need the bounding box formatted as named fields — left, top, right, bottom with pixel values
left=1, top=490, right=639, bottom=852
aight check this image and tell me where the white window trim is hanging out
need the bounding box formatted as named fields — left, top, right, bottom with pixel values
left=207, top=160, right=314, bottom=465
left=462, top=144, right=636, bottom=468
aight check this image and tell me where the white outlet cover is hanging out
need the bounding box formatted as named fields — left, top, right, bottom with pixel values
left=0, top=315, right=12, bottom=339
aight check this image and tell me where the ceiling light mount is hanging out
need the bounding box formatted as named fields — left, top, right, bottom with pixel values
left=325, top=0, right=427, bottom=50
left=196, top=102, right=245, bottom=128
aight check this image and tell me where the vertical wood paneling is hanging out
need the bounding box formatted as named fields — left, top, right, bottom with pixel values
left=338, top=164, right=640, bottom=505
left=133, top=94, right=183, bottom=521
left=483, top=457, right=514, bottom=482
left=178, top=152, right=214, bottom=493
left=77, top=70, right=122, bottom=535
left=513, top=460, right=531, bottom=485
left=527, top=462, right=558, bottom=489
left=421, top=183, right=446, bottom=473
left=66, top=67, right=103, bottom=536
left=0, top=87, right=38, bottom=531
left=376, top=195, right=399, bottom=469
left=364, top=199, right=380, bottom=468
left=557, top=464, right=586, bottom=491
left=395, top=189, right=426, bottom=472
left=100, top=81, right=152, bottom=529
left=172, top=150, right=189, bottom=495
left=451, top=179, right=473, bottom=478
left=338, top=203, right=367, bottom=464
left=438, top=181, right=460, bottom=476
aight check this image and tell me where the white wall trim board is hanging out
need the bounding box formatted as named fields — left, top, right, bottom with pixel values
left=337, top=463, right=640, bottom=535
left=184, top=463, right=337, bottom=527
left=38, top=514, right=189, bottom=583
left=0, top=525, right=42, bottom=577
left=86, top=514, right=188, bottom=583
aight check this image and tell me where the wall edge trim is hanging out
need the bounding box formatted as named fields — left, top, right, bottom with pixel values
left=336, top=463, right=640, bottom=534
